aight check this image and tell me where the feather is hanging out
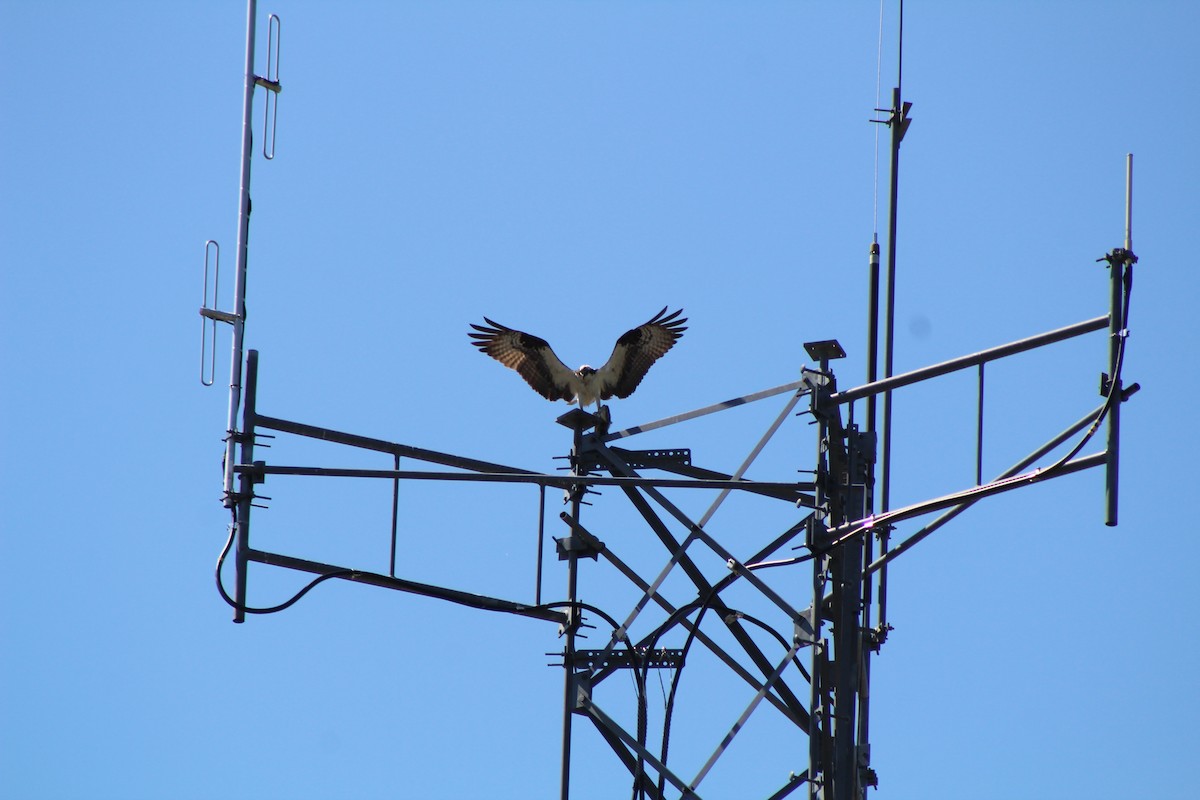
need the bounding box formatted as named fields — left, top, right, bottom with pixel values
left=593, top=307, right=687, bottom=400
left=469, top=308, right=686, bottom=406
left=468, top=318, right=578, bottom=401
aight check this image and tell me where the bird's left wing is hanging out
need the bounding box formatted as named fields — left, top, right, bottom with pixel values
left=469, top=318, right=578, bottom=402
left=594, top=307, right=688, bottom=400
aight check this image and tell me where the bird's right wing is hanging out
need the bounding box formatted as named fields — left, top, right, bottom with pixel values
left=469, top=318, right=578, bottom=401
left=594, top=307, right=687, bottom=400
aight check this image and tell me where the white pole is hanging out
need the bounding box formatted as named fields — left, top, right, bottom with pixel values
left=1125, top=153, right=1133, bottom=251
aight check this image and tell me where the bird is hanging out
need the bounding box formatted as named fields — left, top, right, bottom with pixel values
left=469, top=307, right=687, bottom=409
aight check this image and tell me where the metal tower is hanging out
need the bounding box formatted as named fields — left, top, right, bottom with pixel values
left=199, top=5, right=1138, bottom=799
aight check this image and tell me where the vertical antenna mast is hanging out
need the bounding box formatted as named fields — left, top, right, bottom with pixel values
left=202, top=1, right=282, bottom=507
left=1125, top=153, right=1133, bottom=252
left=871, top=0, right=910, bottom=655
left=1105, top=153, right=1134, bottom=526
left=220, top=0, right=260, bottom=507
left=199, top=0, right=283, bottom=623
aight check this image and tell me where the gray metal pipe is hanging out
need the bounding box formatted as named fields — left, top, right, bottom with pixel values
left=831, top=314, right=1109, bottom=406
left=221, top=0, right=258, bottom=506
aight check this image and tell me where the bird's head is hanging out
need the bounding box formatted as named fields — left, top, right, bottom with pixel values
left=577, top=365, right=596, bottom=377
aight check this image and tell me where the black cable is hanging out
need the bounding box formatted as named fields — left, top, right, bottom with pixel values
left=635, top=596, right=707, bottom=800
left=1035, top=264, right=1131, bottom=474
left=214, top=515, right=354, bottom=615
left=632, top=660, right=648, bottom=800
left=656, top=585, right=723, bottom=798
left=533, top=599, right=651, bottom=799
left=731, top=610, right=812, bottom=683
left=651, top=596, right=813, bottom=799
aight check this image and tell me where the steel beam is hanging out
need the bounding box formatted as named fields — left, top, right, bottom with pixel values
left=864, top=402, right=1110, bottom=576
left=596, top=446, right=813, bottom=725
left=233, top=463, right=807, bottom=495
left=593, top=543, right=810, bottom=729
left=580, top=698, right=699, bottom=798
left=824, top=451, right=1108, bottom=554
left=244, top=548, right=567, bottom=624
left=253, top=413, right=538, bottom=475
left=831, top=314, right=1109, bottom=406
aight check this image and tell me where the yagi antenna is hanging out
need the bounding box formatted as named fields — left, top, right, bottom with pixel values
left=198, top=0, right=283, bottom=508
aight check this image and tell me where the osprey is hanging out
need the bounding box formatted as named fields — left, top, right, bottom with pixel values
left=469, top=307, right=687, bottom=408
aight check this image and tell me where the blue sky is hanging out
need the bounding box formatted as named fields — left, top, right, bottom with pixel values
left=2, top=2, right=1197, bottom=798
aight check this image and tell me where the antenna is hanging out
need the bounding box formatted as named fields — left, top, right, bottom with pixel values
left=198, top=5, right=1139, bottom=799
left=1126, top=152, right=1134, bottom=251
left=198, top=0, right=282, bottom=511
left=1103, top=153, right=1137, bottom=526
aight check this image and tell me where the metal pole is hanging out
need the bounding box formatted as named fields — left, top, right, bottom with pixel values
left=832, top=315, right=1109, bottom=405
left=1125, top=154, right=1133, bottom=250
left=830, top=528, right=863, bottom=800
left=879, top=84, right=902, bottom=515
left=560, top=420, right=587, bottom=800
left=975, top=363, right=985, bottom=485
left=536, top=486, right=546, bottom=606
left=1105, top=154, right=1132, bottom=526
left=808, top=353, right=856, bottom=799
left=807, top=378, right=827, bottom=800
left=233, top=348, right=260, bottom=623
left=864, top=238, right=882, bottom=759
left=222, top=0, right=258, bottom=507
left=560, top=544, right=577, bottom=800
left=866, top=239, right=881, bottom=436
left=389, top=454, right=400, bottom=577
left=878, top=0, right=908, bottom=642
left=877, top=84, right=902, bottom=638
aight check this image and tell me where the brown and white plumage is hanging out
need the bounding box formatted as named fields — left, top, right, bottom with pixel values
left=469, top=307, right=687, bottom=408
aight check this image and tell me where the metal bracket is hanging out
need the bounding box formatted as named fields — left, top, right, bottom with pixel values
left=555, top=513, right=604, bottom=561
left=864, top=623, right=893, bottom=653
left=554, top=534, right=603, bottom=562
left=858, top=743, right=878, bottom=789
left=870, top=99, right=913, bottom=142
left=242, top=460, right=267, bottom=485
left=794, top=606, right=818, bottom=646
left=572, top=671, right=591, bottom=712
left=571, top=648, right=685, bottom=670
left=556, top=407, right=602, bottom=432
left=805, top=515, right=831, bottom=550
left=200, top=308, right=241, bottom=324
left=580, top=446, right=691, bottom=473
left=1097, top=247, right=1138, bottom=269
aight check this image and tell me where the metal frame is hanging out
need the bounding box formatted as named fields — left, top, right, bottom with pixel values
left=217, top=306, right=1132, bottom=798
left=221, top=349, right=830, bottom=798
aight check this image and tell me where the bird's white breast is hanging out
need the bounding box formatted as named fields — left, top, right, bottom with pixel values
left=571, top=369, right=600, bottom=406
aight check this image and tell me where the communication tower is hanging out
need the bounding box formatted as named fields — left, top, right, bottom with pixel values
left=198, top=4, right=1138, bottom=798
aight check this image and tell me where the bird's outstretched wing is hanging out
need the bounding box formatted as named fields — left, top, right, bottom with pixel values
left=469, top=318, right=578, bottom=401
left=594, top=307, right=687, bottom=400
